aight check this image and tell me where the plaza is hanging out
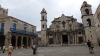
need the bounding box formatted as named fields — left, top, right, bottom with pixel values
left=0, top=46, right=100, bottom=56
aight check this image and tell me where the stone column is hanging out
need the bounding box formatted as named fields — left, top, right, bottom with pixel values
left=75, top=34, right=76, bottom=44
left=68, top=34, right=70, bottom=45
left=31, top=37, right=33, bottom=46
left=61, top=35, right=62, bottom=45
left=76, top=34, right=78, bottom=44
left=15, top=37, right=18, bottom=49
left=72, top=34, right=74, bottom=44
left=21, top=37, right=23, bottom=49
left=5, top=34, right=9, bottom=48
left=5, top=38, right=8, bottom=48
left=8, top=34, right=11, bottom=45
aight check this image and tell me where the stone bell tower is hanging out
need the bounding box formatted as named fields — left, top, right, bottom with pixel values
left=0, top=5, right=8, bottom=18
left=80, top=1, right=97, bottom=44
left=40, top=8, right=47, bottom=46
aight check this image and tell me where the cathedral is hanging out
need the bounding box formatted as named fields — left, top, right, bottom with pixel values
left=39, top=1, right=98, bottom=46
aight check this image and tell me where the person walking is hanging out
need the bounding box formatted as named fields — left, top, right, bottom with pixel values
left=8, top=44, right=13, bottom=56
left=32, top=44, right=36, bottom=55
left=87, top=40, right=92, bottom=53
left=91, top=44, right=94, bottom=53
left=2, top=45, right=5, bottom=53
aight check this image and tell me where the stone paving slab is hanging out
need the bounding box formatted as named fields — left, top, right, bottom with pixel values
left=0, top=46, right=100, bottom=56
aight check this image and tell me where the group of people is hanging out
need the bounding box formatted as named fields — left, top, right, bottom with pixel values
left=0, top=44, right=13, bottom=56
left=85, top=40, right=94, bottom=54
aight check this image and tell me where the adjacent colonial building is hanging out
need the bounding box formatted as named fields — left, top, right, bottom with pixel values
left=0, top=5, right=37, bottom=49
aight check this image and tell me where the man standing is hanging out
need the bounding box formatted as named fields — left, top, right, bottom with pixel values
left=87, top=40, right=92, bottom=54
left=8, top=44, right=13, bottom=56
left=32, top=44, right=36, bottom=55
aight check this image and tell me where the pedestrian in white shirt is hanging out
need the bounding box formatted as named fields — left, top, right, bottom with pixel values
left=2, top=45, right=5, bottom=53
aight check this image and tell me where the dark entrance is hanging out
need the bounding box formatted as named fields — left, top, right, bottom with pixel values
left=11, top=35, right=16, bottom=47
left=23, top=37, right=27, bottom=48
left=49, top=38, right=53, bottom=45
left=78, top=37, right=83, bottom=44
left=62, top=35, right=68, bottom=44
left=0, top=35, right=5, bottom=46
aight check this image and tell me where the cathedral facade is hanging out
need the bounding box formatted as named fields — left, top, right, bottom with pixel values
left=40, top=1, right=98, bottom=46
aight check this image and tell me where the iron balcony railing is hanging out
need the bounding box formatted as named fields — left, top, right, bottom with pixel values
left=10, top=28, right=37, bottom=36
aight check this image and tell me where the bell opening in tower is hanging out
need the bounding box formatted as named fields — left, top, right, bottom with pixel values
left=62, top=35, right=68, bottom=44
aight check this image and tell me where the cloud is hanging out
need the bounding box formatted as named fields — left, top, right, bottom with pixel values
left=0, top=0, right=99, bottom=31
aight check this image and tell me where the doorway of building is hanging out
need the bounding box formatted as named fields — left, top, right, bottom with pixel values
left=0, top=35, right=5, bottom=46
left=62, top=35, right=68, bottom=44
left=49, top=38, right=53, bottom=45
left=78, top=37, right=83, bottom=44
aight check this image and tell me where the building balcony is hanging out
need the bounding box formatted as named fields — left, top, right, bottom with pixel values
left=10, top=28, right=37, bottom=36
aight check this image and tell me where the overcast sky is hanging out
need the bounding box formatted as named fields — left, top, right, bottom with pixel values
left=0, top=0, right=100, bottom=31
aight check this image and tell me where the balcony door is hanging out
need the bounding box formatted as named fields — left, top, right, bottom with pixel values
left=32, top=29, right=34, bottom=35
left=13, top=24, right=16, bottom=32
left=24, top=27, right=26, bottom=33
left=1, top=23, right=4, bottom=32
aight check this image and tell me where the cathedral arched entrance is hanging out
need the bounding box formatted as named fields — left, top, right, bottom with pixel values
left=11, top=35, right=16, bottom=48
left=78, top=37, right=83, bottom=44
left=62, top=35, right=68, bottom=44
left=49, top=38, right=53, bottom=45
left=0, top=35, right=5, bottom=46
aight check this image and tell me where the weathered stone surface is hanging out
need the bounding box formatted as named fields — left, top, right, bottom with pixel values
left=0, top=46, right=100, bottom=56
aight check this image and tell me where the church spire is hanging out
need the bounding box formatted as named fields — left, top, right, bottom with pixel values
left=81, top=1, right=91, bottom=8
left=40, top=8, right=47, bottom=14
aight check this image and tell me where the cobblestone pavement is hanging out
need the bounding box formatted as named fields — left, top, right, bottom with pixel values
left=0, top=46, right=100, bottom=56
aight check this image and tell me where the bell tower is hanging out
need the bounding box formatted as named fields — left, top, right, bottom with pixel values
left=80, top=1, right=97, bottom=44
left=40, top=8, right=47, bottom=46
left=0, top=5, right=8, bottom=18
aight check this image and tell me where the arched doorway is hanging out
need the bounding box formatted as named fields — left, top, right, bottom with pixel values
left=78, top=37, right=83, bottom=44
left=49, top=38, right=53, bottom=45
left=28, top=37, right=31, bottom=47
left=23, top=37, right=27, bottom=48
left=0, top=35, right=5, bottom=47
left=17, top=36, right=21, bottom=48
left=62, top=35, right=68, bottom=44
left=11, top=35, right=16, bottom=49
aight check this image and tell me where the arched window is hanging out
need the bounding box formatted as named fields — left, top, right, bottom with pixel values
left=42, top=16, right=44, bottom=20
left=42, top=25, right=44, bottom=28
left=13, top=24, right=16, bottom=32
left=85, top=9, right=89, bottom=15
left=87, top=19, right=91, bottom=26
left=1, top=23, right=4, bottom=32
